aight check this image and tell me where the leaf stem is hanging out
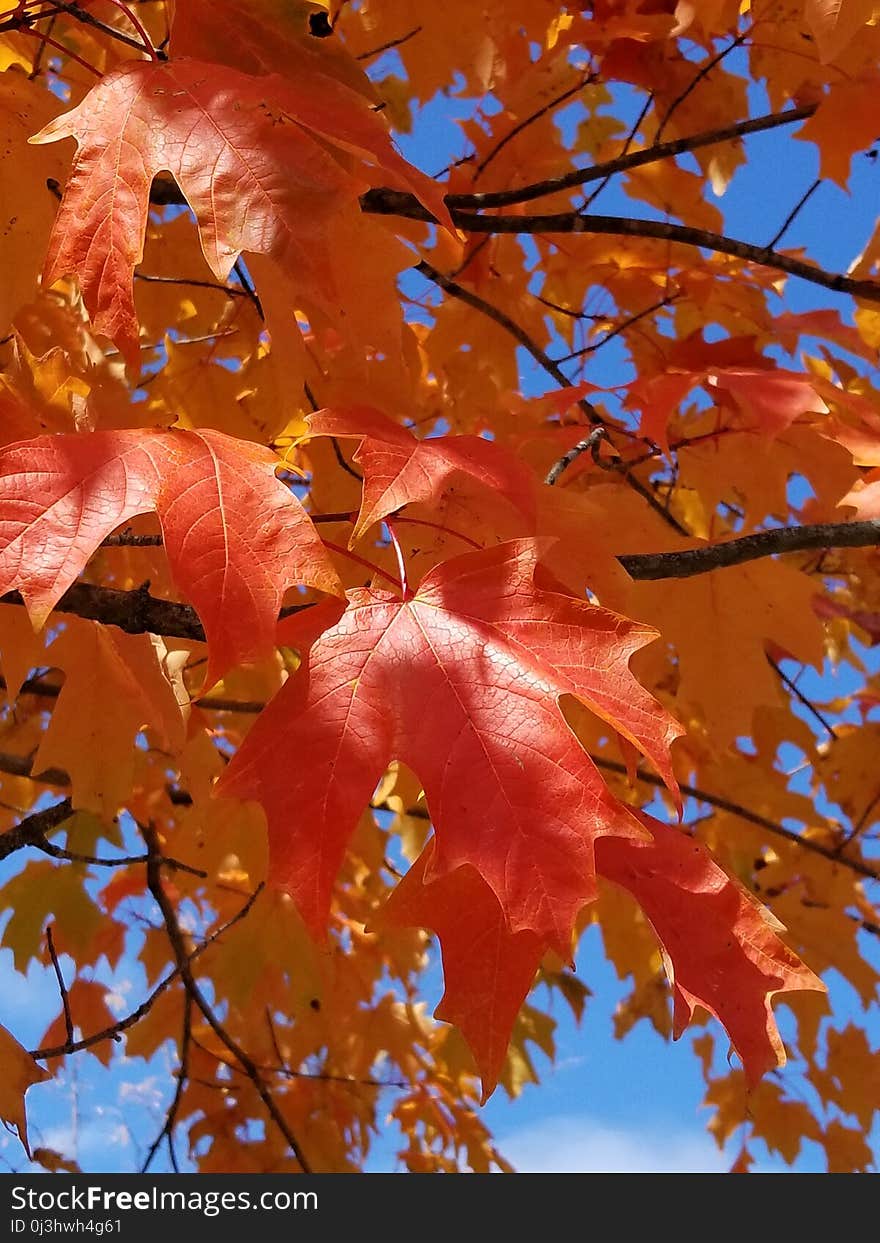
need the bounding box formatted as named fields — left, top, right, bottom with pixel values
left=320, top=538, right=401, bottom=590
left=86, top=0, right=157, bottom=59
left=385, top=520, right=411, bottom=600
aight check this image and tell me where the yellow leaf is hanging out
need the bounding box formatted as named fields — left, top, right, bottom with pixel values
left=0, top=1022, right=50, bottom=1158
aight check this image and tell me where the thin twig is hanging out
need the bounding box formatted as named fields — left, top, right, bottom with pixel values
left=403, top=106, right=817, bottom=211
left=141, top=823, right=312, bottom=1173
left=416, top=259, right=603, bottom=421
left=356, top=25, right=421, bottom=61
left=134, top=273, right=251, bottom=300
left=590, top=756, right=880, bottom=882
left=474, top=74, right=593, bottom=180
left=46, top=925, right=73, bottom=1045
left=545, top=427, right=607, bottom=486
left=30, top=884, right=265, bottom=1061
left=654, top=25, right=751, bottom=142
left=232, top=259, right=264, bottom=320
left=582, top=91, right=653, bottom=210
left=767, top=655, right=836, bottom=740
left=141, top=995, right=192, bottom=1174
left=359, top=199, right=880, bottom=306
left=766, top=178, right=821, bottom=250
left=555, top=296, right=675, bottom=364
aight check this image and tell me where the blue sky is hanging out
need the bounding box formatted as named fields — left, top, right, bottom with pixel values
left=2, top=35, right=880, bottom=1175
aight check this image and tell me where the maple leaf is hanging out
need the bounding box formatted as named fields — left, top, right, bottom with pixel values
left=375, top=842, right=545, bottom=1100
left=219, top=539, right=682, bottom=950
left=306, top=405, right=537, bottom=540
left=31, top=620, right=187, bottom=819
left=0, top=71, right=67, bottom=336
left=804, top=0, right=876, bottom=63
left=0, top=1023, right=50, bottom=1157
left=629, top=366, right=828, bottom=451
left=0, top=428, right=340, bottom=684
left=31, top=59, right=451, bottom=363
left=378, top=813, right=822, bottom=1098
left=596, top=814, right=825, bottom=1083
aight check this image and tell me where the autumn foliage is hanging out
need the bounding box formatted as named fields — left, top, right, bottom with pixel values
left=0, top=0, right=879, bottom=1175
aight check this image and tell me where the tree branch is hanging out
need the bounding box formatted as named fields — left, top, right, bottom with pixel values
left=0, top=800, right=74, bottom=861
left=0, top=582, right=206, bottom=642
left=141, top=823, right=312, bottom=1173
left=590, top=756, right=880, bottom=884
left=619, top=520, right=880, bottom=580
left=415, top=260, right=688, bottom=535
left=46, top=925, right=73, bottom=1045
left=30, top=884, right=265, bottom=1061
left=443, top=105, right=816, bottom=210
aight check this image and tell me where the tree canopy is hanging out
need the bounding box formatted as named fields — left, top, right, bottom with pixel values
left=0, top=0, right=879, bottom=1175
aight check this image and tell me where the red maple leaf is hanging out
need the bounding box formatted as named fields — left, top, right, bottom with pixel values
left=218, top=539, right=682, bottom=950
left=597, top=814, right=825, bottom=1084
left=306, top=405, right=537, bottom=540
left=0, top=428, right=340, bottom=684
left=31, top=59, right=451, bottom=363
left=378, top=814, right=824, bottom=1097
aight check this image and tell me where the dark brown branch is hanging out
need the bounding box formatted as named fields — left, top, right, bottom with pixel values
left=36, top=835, right=207, bottom=877
left=767, top=178, right=822, bottom=250
left=767, top=655, right=836, bottom=740
left=474, top=75, right=593, bottom=180
left=414, top=259, right=603, bottom=425
left=232, top=259, right=264, bottom=320
left=0, top=582, right=206, bottom=642
left=141, top=823, right=312, bottom=1173
left=2, top=524, right=878, bottom=659
left=432, top=106, right=816, bottom=210
left=0, top=800, right=74, bottom=861
left=141, top=107, right=816, bottom=217
left=356, top=25, right=422, bottom=61
left=31, top=884, right=265, bottom=1061
left=46, top=925, right=73, bottom=1045
left=0, top=776, right=204, bottom=874
left=619, top=520, right=880, bottom=580
left=360, top=192, right=880, bottom=306
left=141, top=995, right=192, bottom=1174
left=51, top=1, right=154, bottom=55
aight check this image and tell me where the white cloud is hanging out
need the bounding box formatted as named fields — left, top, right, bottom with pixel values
left=498, top=1115, right=728, bottom=1174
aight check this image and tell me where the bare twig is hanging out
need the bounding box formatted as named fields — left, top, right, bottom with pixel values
left=766, top=178, right=822, bottom=250
left=0, top=786, right=205, bottom=874
left=31, top=884, right=265, bottom=1061
left=545, top=427, right=607, bottom=486
left=46, top=925, right=73, bottom=1045
left=356, top=25, right=421, bottom=61
left=0, top=800, right=74, bottom=861
left=141, top=823, right=312, bottom=1173
left=654, top=26, right=750, bottom=142
left=415, top=259, right=604, bottom=423
left=141, top=995, right=192, bottom=1174
left=555, top=296, right=676, bottom=364
left=590, top=755, right=880, bottom=882
left=474, top=74, right=593, bottom=180
left=767, top=656, right=836, bottom=740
